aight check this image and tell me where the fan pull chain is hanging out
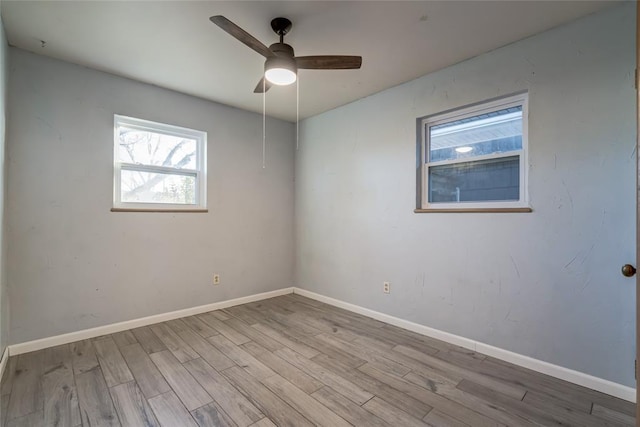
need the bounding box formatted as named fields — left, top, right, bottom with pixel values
left=262, top=78, right=266, bottom=169
left=296, top=77, right=299, bottom=150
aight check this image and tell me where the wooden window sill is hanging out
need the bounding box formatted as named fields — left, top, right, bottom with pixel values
left=111, top=208, right=209, bottom=213
left=414, top=207, right=532, bottom=213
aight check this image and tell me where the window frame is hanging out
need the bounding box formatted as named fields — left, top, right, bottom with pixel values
left=417, top=93, right=530, bottom=212
left=113, top=115, right=207, bottom=212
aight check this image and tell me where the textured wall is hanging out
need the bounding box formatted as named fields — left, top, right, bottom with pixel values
left=295, top=4, right=636, bottom=386
left=7, top=49, right=295, bottom=343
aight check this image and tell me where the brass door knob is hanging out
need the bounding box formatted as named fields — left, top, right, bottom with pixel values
left=622, top=264, right=636, bottom=277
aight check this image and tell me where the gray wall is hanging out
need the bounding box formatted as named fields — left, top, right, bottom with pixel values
left=7, top=48, right=295, bottom=344
left=295, top=3, right=636, bottom=386
left=0, top=14, right=8, bottom=356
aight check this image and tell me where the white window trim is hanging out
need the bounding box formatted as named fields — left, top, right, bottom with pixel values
left=419, top=93, right=529, bottom=211
left=113, top=115, right=207, bottom=211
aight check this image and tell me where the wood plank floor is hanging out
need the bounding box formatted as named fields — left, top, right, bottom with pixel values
left=0, top=294, right=635, bottom=427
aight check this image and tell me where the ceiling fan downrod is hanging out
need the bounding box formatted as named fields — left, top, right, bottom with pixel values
left=271, top=17, right=292, bottom=44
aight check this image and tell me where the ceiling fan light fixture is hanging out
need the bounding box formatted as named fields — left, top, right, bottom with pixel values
left=210, top=16, right=362, bottom=94
left=265, top=67, right=297, bottom=85
left=264, top=56, right=297, bottom=86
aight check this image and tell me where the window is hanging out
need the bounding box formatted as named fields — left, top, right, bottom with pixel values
left=417, top=93, right=529, bottom=212
left=113, top=115, right=207, bottom=211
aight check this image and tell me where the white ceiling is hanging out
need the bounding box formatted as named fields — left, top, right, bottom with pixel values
left=2, top=1, right=618, bottom=122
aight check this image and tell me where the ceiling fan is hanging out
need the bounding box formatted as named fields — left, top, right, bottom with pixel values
left=210, top=15, right=363, bottom=93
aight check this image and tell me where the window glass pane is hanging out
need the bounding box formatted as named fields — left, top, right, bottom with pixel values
left=121, top=170, right=196, bottom=204
left=428, top=156, right=519, bottom=203
left=118, top=127, right=197, bottom=169
left=428, top=106, right=522, bottom=163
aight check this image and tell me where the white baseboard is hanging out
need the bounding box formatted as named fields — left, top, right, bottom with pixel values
left=6, top=285, right=635, bottom=403
left=9, top=287, right=294, bottom=356
left=293, top=288, right=636, bottom=403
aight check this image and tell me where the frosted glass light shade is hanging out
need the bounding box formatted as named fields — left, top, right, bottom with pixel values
left=265, top=67, right=297, bottom=85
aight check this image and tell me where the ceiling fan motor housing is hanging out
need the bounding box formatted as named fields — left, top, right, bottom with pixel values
left=269, top=43, right=294, bottom=57
left=265, top=43, right=297, bottom=81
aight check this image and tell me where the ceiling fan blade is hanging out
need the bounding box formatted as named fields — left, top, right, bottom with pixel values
left=210, top=15, right=274, bottom=58
left=253, top=77, right=272, bottom=94
left=296, top=56, right=362, bottom=70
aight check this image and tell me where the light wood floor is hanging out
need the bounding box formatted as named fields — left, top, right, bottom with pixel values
left=0, top=294, right=635, bottom=427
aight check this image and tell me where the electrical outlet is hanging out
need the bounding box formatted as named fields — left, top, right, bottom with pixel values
left=383, top=281, right=390, bottom=294
left=213, top=274, right=220, bottom=285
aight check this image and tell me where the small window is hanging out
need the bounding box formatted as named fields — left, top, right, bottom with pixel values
left=113, top=115, right=207, bottom=211
left=418, top=93, right=528, bottom=211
